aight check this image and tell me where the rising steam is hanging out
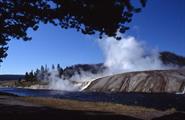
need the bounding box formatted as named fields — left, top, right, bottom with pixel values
left=36, top=35, right=173, bottom=91
left=48, top=70, right=104, bottom=91
left=100, top=35, right=170, bottom=75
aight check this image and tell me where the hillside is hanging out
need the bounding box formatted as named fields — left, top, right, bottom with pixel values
left=0, top=75, right=24, bottom=81
left=85, top=69, right=185, bottom=93
left=59, top=51, right=185, bottom=80
left=160, top=51, right=185, bottom=67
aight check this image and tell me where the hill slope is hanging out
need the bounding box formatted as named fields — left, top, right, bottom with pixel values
left=60, top=51, right=185, bottom=80
left=85, top=69, right=185, bottom=93
left=0, top=75, right=24, bottom=81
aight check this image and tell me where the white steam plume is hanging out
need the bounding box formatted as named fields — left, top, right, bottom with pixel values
left=33, top=35, right=173, bottom=91
left=48, top=70, right=79, bottom=91
left=48, top=70, right=104, bottom=91
left=100, top=35, right=171, bottom=75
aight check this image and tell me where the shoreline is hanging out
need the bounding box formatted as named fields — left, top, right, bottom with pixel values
left=1, top=91, right=184, bottom=120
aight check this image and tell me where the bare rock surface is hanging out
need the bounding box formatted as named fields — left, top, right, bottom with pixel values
left=86, top=69, right=185, bottom=93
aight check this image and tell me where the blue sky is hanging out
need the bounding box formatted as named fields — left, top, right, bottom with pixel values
left=1, top=0, right=185, bottom=74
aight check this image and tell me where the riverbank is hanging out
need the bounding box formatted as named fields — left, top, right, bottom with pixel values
left=1, top=92, right=185, bottom=120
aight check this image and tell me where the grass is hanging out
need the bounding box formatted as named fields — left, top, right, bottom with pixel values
left=19, top=96, right=176, bottom=120
left=0, top=79, right=48, bottom=88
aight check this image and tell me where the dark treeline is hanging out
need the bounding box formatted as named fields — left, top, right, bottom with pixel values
left=24, top=63, right=106, bottom=82
left=24, top=64, right=63, bottom=82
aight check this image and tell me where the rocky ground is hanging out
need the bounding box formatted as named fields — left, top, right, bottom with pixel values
left=86, top=69, right=185, bottom=93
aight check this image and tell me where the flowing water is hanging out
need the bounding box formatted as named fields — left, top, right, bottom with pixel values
left=0, top=87, right=185, bottom=111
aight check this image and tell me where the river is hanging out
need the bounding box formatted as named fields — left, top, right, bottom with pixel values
left=0, top=87, right=185, bottom=111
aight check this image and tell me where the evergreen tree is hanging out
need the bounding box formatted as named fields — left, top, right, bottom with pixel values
left=30, top=71, right=34, bottom=80
left=52, top=64, right=55, bottom=70
left=57, top=64, right=61, bottom=71
left=38, top=65, right=45, bottom=80
left=0, top=0, right=146, bottom=62
left=25, top=72, right=29, bottom=81
left=57, top=64, right=63, bottom=78
left=35, top=69, right=40, bottom=76
left=41, top=65, right=44, bottom=73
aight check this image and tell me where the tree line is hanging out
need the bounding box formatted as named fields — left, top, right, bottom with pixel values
left=24, top=64, right=63, bottom=82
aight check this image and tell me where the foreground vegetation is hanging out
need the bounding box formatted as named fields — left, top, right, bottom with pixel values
left=0, top=92, right=180, bottom=120
left=20, top=97, right=177, bottom=120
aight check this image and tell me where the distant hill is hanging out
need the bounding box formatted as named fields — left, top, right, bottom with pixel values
left=160, top=51, right=185, bottom=67
left=0, top=75, right=24, bottom=81
left=62, top=63, right=106, bottom=80
left=61, top=51, right=185, bottom=80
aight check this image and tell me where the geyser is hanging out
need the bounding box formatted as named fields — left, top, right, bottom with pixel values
left=100, top=35, right=171, bottom=75
left=39, top=35, right=174, bottom=91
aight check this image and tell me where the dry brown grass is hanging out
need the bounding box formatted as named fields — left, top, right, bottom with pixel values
left=0, top=80, right=17, bottom=87
left=19, top=96, right=176, bottom=120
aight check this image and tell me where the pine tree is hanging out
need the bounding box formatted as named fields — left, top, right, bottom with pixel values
left=52, top=64, right=55, bottom=70
left=57, top=64, right=60, bottom=70
left=38, top=65, right=45, bottom=80
left=25, top=72, right=29, bottom=81
left=41, top=65, right=44, bottom=73
left=57, top=64, right=63, bottom=78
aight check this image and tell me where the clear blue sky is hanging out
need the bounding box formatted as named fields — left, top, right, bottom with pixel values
left=1, top=0, right=185, bottom=74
